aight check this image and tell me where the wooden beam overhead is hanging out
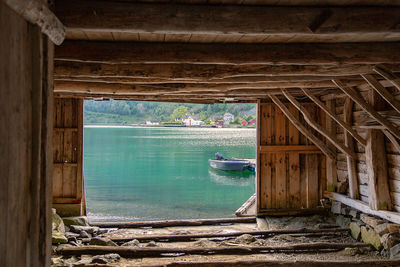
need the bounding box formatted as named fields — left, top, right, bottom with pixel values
left=282, top=89, right=356, bottom=158
left=269, top=95, right=336, bottom=160
left=56, top=1, right=400, bottom=36
left=55, top=61, right=400, bottom=80
left=374, top=65, right=400, bottom=92
left=55, top=41, right=400, bottom=65
left=333, top=80, right=400, bottom=140
left=301, top=88, right=367, bottom=146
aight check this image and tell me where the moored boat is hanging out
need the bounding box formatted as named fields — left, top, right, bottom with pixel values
left=208, top=153, right=251, bottom=172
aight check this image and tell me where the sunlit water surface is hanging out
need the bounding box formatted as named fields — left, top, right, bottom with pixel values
left=84, top=126, right=256, bottom=221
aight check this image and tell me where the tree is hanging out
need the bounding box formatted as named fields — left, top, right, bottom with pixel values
left=170, top=106, right=189, bottom=121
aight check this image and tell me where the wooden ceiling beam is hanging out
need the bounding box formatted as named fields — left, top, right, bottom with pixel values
left=56, top=1, right=400, bottom=36
left=55, top=41, right=400, bottom=65
left=55, top=61, right=400, bottom=80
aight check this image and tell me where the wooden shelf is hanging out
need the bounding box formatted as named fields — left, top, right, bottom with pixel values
left=259, top=145, right=322, bottom=153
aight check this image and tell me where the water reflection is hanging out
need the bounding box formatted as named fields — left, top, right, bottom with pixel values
left=208, top=168, right=254, bottom=187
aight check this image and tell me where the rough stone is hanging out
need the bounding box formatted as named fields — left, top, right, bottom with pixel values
left=65, top=231, right=79, bottom=238
left=388, top=224, right=400, bottom=233
left=146, top=241, right=157, bottom=247
left=80, top=230, right=91, bottom=238
left=234, top=234, right=257, bottom=244
left=375, top=223, right=390, bottom=236
left=103, top=253, right=121, bottom=262
left=331, top=201, right=344, bottom=214
left=67, top=236, right=77, bottom=243
left=361, top=215, right=384, bottom=228
left=361, top=226, right=383, bottom=250
left=256, top=217, right=269, bottom=230
left=390, top=243, right=400, bottom=259
left=336, top=215, right=351, bottom=228
left=381, top=232, right=400, bottom=250
left=56, top=243, right=73, bottom=251
left=381, top=249, right=390, bottom=257
left=339, top=247, right=360, bottom=256
left=91, top=256, right=108, bottom=264
left=349, top=209, right=360, bottom=219
left=89, top=237, right=117, bottom=246
left=62, top=216, right=89, bottom=227
left=350, top=222, right=361, bottom=240
left=70, top=225, right=99, bottom=235
left=52, top=213, right=65, bottom=234
left=341, top=207, right=351, bottom=216
left=52, top=231, right=68, bottom=244
left=194, top=239, right=217, bottom=248
left=122, top=239, right=141, bottom=247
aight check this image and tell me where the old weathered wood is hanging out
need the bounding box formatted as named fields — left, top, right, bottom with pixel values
left=324, top=99, right=337, bottom=192
left=56, top=41, right=400, bottom=65
left=302, top=88, right=366, bottom=146
left=362, top=74, right=400, bottom=114
left=59, top=242, right=370, bottom=258
left=374, top=65, right=400, bottom=92
left=325, top=191, right=400, bottom=224
left=383, top=129, right=400, bottom=154
left=4, top=0, right=65, bottom=45
left=269, top=96, right=335, bottom=160
left=333, top=80, right=400, bottom=140
left=260, top=145, right=321, bottom=153
left=92, top=217, right=256, bottom=228
left=344, top=97, right=359, bottom=199
left=108, top=228, right=349, bottom=243
left=282, top=89, right=355, bottom=158
left=54, top=61, right=400, bottom=80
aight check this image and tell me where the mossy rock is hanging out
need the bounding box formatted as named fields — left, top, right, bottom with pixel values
left=52, top=231, right=68, bottom=244
left=361, top=226, right=382, bottom=250
left=52, top=213, right=65, bottom=233
left=63, top=216, right=89, bottom=227
left=350, top=222, right=361, bottom=240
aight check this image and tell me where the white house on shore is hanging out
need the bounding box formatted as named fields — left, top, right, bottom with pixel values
left=145, top=120, right=160, bottom=125
left=182, top=116, right=204, bottom=126
left=223, top=113, right=234, bottom=125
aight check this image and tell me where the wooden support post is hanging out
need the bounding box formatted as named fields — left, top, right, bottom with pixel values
left=301, top=88, right=366, bottom=146
left=373, top=65, right=400, bottom=92
left=344, top=97, right=359, bottom=199
left=365, top=89, right=392, bottom=210
left=269, top=95, right=336, bottom=160
left=362, top=74, right=400, bottom=114
left=281, top=89, right=355, bottom=158
left=324, top=99, right=338, bottom=192
left=333, top=80, right=400, bottom=140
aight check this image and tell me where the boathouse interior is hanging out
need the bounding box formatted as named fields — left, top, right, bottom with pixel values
left=3, top=0, right=400, bottom=265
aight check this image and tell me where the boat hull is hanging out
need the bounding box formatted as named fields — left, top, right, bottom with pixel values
left=208, top=159, right=250, bottom=172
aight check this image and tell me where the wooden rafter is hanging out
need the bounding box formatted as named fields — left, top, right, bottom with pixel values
left=374, top=65, right=400, bottom=92
left=362, top=74, right=400, bottom=114
left=301, top=88, right=366, bottom=146
left=56, top=41, right=400, bottom=65
left=269, top=95, right=336, bottom=160
left=344, top=97, right=359, bottom=199
left=281, top=89, right=355, bottom=159
left=383, top=129, right=400, bottom=154
left=333, top=80, right=400, bottom=140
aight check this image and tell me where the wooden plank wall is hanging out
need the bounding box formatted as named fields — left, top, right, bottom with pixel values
left=330, top=84, right=400, bottom=211
left=0, top=2, right=53, bottom=266
left=53, top=98, right=84, bottom=216
left=257, top=101, right=326, bottom=213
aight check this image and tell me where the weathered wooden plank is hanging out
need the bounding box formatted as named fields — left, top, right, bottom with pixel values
left=324, top=99, right=337, bottom=192
left=259, top=145, right=321, bottom=153
left=344, top=97, right=359, bottom=199
left=374, top=65, right=400, bottom=92
left=383, top=130, right=400, bottom=155
left=56, top=41, right=400, bottom=65
left=269, top=96, right=335, bottom=160
left=275, top=106, right=286, bottom=209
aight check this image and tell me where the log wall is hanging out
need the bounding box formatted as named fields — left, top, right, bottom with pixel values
left=0, top=2, right=53, bottom=266
left=53, top=98, right=84, bottom=216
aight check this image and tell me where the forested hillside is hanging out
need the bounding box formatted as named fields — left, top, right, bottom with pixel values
left=84, top=100, right=256, bottom=124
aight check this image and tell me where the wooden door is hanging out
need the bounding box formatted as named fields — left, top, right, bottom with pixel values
left=52, top=98, right=84, bottom=216
left=257, top=101, right=326, bottom=215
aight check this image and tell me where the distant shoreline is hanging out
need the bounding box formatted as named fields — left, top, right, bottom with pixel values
left=84, top=124, right=256, bottom=129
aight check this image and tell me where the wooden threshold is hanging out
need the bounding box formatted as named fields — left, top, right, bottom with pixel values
left=259, top=145, right=321, bottom=153
left=257, top=207, right=328, bottom=216
left=324, top=191, right=400, bottom=224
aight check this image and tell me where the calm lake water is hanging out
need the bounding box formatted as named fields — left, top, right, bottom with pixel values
left=84, top=126, right=256, bottom=221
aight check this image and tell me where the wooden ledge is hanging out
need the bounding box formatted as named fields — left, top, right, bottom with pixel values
left=260, top=145, right=321, bottom=154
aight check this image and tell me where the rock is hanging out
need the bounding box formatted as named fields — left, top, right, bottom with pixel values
left=341, top=207, right=351, bottom=216
left=70, top=225, right=99, bottom=235
left=69, top=241, right=79, bottom=247
left=361, top=226, right=383, bottom=250
left=375, top=223, right=390, bottom=236
left=62, top=216, right=89, bottom=227
left=391, top=243, right=400, bottom=259
left=65, top=231, right=80, bottom=238
left=340, top=247, right=360, bottom=256
left=234, top=234, right=257, bottom=244
left=97, top=228, right=109, bottom=235
left=52, top=213, right=65, bottom=234
left=56, top=243, right=73, bottom=251
left=67, top=236, right=77, bottom=243
left=146, top=241, right=157, bottom=247
left=91, top=256, right=108, bottom=264
left=51, top=256, right=64, bottom=266
left=194, top=239, right=216, bottom=248
left=80, top=230, right=91, bottom=238
left=122, top=239, right=141, bottom=247
left=350, top=222, right=361, bottom=240
left=388, top=224, right=400, bottom=233
left=331, top=201, right=344, bottom=214
left=361, top=215, right=384, bottom=228
left=256, top=217, right=269, bottom=230
left=52, top=231, right=68, bottom=244
left=349, top=209, right=360, bottom=219
left=381, top=232, right=400, bottom=250
left=89, top=237, right=117, bottom=246
left=103, top=253, right=121, bottom=262
left=336, top=215, right=351, bottom=228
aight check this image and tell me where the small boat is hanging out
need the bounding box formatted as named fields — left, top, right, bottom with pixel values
left=208, top=153, right=251, bottom=172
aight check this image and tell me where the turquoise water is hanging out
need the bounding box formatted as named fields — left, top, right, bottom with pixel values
left=83, top=126, right=256, bottom=221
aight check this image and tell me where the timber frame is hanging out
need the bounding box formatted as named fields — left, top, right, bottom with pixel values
left=3, top=0, right=400, bottom=266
